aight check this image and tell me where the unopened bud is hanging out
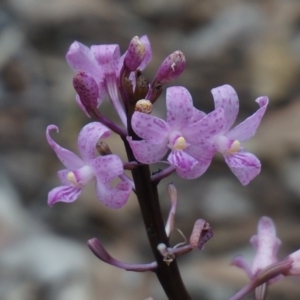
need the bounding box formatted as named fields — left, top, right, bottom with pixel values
left=190, top=219, right=213, bottom=250
left=124, top=36, right=146, bottom=71
left=73, top=71, right=99, bottom=109
left=153, top=51, right=186, bottom=84
left=135, top=99, right=152, bottom=114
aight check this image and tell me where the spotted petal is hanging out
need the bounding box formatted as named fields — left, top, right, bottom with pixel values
left=127, top=137, right=168, bottom=164
left=211, top=85, right=239, bottom=132
left=91, top=44, right=120, bottom=74
left=166, top=86, right=194, bottom=129
left=131, top=112, right=170, bottom=144
left=224, top=151, right=261, bottom=185
left=190, top=107, right=206, bottom=124
left=167, top=150, right=198, bottom=172
left=77, top=122, right=111, bottom=162
left=46, top=125, right=84, bottom=170
left=138, top=35, right=152, bottom=70
left=175, top=144, right=215, bottom=179
left=66, top=41, right=100, bottom=78
left=91, top=155, right=131, bottom=208
left=226, top=96, right=269, bottom=142
left=182, top=107, right=225, bottom=143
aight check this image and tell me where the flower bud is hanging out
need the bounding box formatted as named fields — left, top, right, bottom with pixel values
left=124, top=36, right=146, bottom=71
left=73, top=71, right=99, bottom=109
left=153, top=51, right=186, bottom=84
left=135, top=99, right=153, bottom=114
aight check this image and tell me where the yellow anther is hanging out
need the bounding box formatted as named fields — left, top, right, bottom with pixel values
left=173, top=136, right=187, bottom=150
left=227, top=140, right=241, bottom=154
left=67, top=172, right=77, bottom=185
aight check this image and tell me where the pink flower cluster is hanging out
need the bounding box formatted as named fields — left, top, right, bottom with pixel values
left=46, top=35, right=268, bottom=208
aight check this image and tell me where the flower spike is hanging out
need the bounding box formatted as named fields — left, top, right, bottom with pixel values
left=128, top=86, right=214, bottom=179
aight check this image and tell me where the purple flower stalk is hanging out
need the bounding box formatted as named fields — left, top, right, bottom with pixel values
left=46, top=122, right=131, bottom=208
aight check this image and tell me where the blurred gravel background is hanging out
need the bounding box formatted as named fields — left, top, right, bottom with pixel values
left=1, top=0, right=300, bottom=299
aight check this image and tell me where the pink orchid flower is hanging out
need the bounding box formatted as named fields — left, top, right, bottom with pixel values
left=207, top=84, right=268, bottom=185
left=128, top=85, right=268, bottom=184
left=46, top=122, right=131, bottom=208
left=128, top=86, right=221, bottom=178
left=232, top=216, right=282, bottom=283
left=66, top=36, right=152, bottom=125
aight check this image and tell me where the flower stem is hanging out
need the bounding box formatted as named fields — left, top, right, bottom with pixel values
left=123, top=110, right=192, bottom=300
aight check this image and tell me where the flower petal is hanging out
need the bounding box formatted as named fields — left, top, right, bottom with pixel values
left=75, top=94, right=91, bottom=118
left=77, top=122, right=111, bottom=162
left=182, top=107, right=225, bottom=143
left=91, top=154, right=124, bottom=182
left=166, top=86, right=194, bottom=129
left=226, top=96, right=269, bottom=142
left=250, top=216, right=281, bottom=274
left=286, top=250, right=300, bottom=276
left=131, top=112, right=169, bottom=143
left=66, top=41, right=100, bottom=78
left=176, top=158, right=212, bottom=179
left=95, top=180, right=131, bottom=209
left=48, top=185, right=82, bottom=207
left=211, top=85, right=239, bottom=132
left=138, top=35, right=152, bottom=70
left=224, top=151, right=261, bottom=185
left=190, top=107, right=206, bottom=124
left=91, top=155, right=132, bottom=208
left=231, top=255, right=253, bottom=279
left=175, top=144, right=215, bottom=179
left=91, top=44, right=120, bottom=74
left=127, top=137, right=168, bottom=164
left=57, top=169, right=70, bottom=185
left=167, top=150, right=198, bottom=172
left=46, top=125, right=84, bottom=170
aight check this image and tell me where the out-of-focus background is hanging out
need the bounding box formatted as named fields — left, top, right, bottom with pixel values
left=1, top=0, right=300, bottom=299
